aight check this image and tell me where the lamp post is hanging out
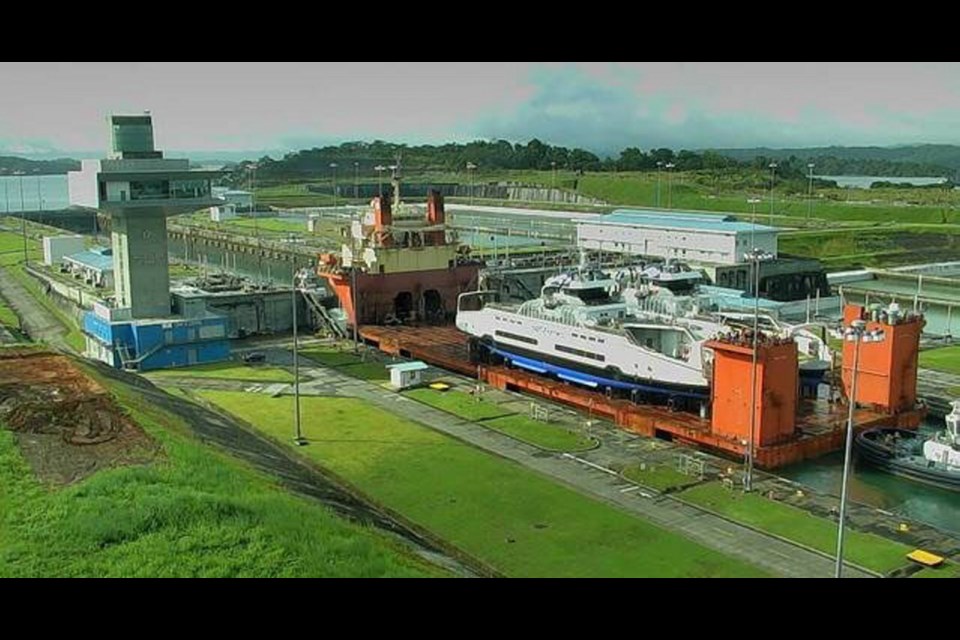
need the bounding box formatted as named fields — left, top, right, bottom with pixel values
left=249, top=163, right=262, bottom=287
left=551, top=161, right=557, bottom=201
left=351, top=212, right=360, bottom=354
left=466, top=162, right=477, bottom=206
left=656, top=161, right=663, bottom=207
left=292, top=262, right=306, bottom=446
left=354, top=161, right=359, bottom=200
left=768, top=162, right=778, bottom=225
left=329, top=162, right=338, bottom=209
left=36, top=176, right=43, bottom=227
left=15, top=171, right=27, bottom=265
left=748, top=197, right=762, bottom=249
left=743, top=247, right=775, bottom=492
left=665, top=162, right=675, bottom=209
left=807, top=163, right=816, bottom=224
left=835, top=319, right=885, bottom=577
left=374, top=165, right=385, bottom=196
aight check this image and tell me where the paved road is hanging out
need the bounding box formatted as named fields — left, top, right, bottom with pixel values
left=0, top=265, right=73, bottom=352
left=158, top=351, right=874, bottom=579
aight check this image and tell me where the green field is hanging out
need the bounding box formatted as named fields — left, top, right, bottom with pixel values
left=913, top=560, right=960, bottom=578
left=301, top=346, right=390, bottom=381
left=0, top=373, right=439, bottom=578
left=482, top=414, right=596, bottom=452
left=198, top=391, right=768, bottom=577
left=0, top=297, right=18, bottom=331
left=622, top=463, right=701, bottom=492
left=679, top=482, right=913, bottom=575
left=403, top=387, right=514, bottom=421
left=6, top=265, right=85, bottom=352
left=148, top=362, right=295, bottom=383
left=918, top=345, right=960, bottom=376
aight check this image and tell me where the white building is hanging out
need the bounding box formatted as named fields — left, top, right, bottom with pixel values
left=212, top=187, right=253, bottom=211
left=43, top=235, right=86, bottom=266
left=576, top=210, right=778, bottom=266
left=210, top=202, right=237, bottom=222
left=62, top=247, right=115, bottom=289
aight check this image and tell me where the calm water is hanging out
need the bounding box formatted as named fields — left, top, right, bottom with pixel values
left=0, top=175, right=70, bottom=212
left=816, top=175, right=949, bottom=189
left=782, top=418, right=960, bottom=534
left=842, top=286, right=960, bottom=336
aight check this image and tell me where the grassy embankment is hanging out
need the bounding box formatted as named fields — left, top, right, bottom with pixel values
left=402, top=387, right=595, bottom=452
left=918, top=345, right=960, bottom=376
left=0, top=370, right=441, bottom=577
left=196, top=390, right=768, bottom=577
left=147, top=361, right=295, bottom=383
left=678, top=482, right=914, bottom=575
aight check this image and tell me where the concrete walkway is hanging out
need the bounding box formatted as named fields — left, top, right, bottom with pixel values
left=0, top=265, right=73, bottom=352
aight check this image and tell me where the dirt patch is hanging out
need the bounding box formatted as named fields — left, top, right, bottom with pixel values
left=0, top=350, right=161, bottom=485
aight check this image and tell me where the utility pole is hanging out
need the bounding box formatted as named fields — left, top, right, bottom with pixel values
left=330, top=162, right=338, bottom=209
left=16, top=172, right=27, bottom=265
left=354, top=161, right=359, bottom=200
left=807, top=163, right=816, bottom=224
left=768, top=162, right=778, bottom=225
left=292, top=261, right=306, bottom=446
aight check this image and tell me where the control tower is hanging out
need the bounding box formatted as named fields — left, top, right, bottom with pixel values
left=68, top=113, right=223, bottom=317
left=68, top=114, right=231, bottom=371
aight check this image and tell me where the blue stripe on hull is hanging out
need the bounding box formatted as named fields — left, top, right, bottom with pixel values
left=488, top=346, right=708, bottom=399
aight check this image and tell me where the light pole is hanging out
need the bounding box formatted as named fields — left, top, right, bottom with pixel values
left=748, top=197, right=762, bottom=249
left=835, top=319, right=884, bottom=577
left=249, top=163, right=262, bottom=287
left=15, top=171, right=27, bottom=265
left=330, top=162, right=338, bottom=209
left=665, top=163, right=675, bottom=209
left=351, top=210, right=360, bottom=354
left=551, top=161, right=557, bottom=201
left=374, top=165, right=385, bottom=196
left=354, top=161, right=359, bottom=200
left=466, top=162, right=477, bottom=206
left=807, top=163, right=816, bottom=224
left=743, top=247, right=775, bottom=492
left=768, top=162, right=778, bottom=225
left=656, top=161, right=663, bottom=207
left=36, top=176, right=43, bottom=227
left=292, top=262, right=306, bottom=446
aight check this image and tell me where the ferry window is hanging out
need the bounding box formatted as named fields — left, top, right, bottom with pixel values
left=555, top=344, right=605, bottom=362
left=496, top=329, right=538, bottom=345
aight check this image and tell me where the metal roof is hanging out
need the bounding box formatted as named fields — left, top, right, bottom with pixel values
left=386, top=361, right=430, bottom=372
left=587, top=209, right=777, bottom=234
left=64, top=250, right=114, bottom=272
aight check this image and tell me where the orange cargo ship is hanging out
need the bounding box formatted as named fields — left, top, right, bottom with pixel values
left=317, top=188, right=481, bottom=327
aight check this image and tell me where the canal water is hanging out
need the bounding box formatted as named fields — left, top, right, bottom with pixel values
left=781, top=417, right=960, bottom=534
left=0, top=174, right=71, bottom=212
left=841, top=285, right=960, bottom=336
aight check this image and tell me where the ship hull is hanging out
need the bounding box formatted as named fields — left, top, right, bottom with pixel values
left=321, top=265, right=479, bottom=327
left=855, top=428, right=960, bottom=492
left=470, top=337, right=709, bottom=402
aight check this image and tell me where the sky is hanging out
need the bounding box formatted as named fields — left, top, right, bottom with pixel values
left=2, top=62, right=960, bottom=158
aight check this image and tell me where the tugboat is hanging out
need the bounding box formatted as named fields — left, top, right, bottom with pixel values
left=855, top=400, right=960, bottom=491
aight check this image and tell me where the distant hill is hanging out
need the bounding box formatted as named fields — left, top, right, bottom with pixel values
left=710, top=144, right=960, bottom=177
left=0, top=156, right=80, bottom=176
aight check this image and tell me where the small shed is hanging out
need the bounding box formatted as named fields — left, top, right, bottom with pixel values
left=387, top=361, right=430, bottom=390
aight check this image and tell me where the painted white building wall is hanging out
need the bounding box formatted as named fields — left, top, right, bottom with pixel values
left=67, top=159, right=101, bottom=208
left=43, top=235, right=86, bottom=266
left=577, top=223, right=777, bottom=265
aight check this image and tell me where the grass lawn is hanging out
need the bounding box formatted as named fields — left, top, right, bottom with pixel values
left=300, top=345, right=390, bottom=381
left=0, top=298, right=19, bottom=330
left=199, top=391, right=768, bottom=577
left=148, top=361, right=295, bottom=383
left=622, top=463, right=701, bottom=492
left=913, top=561, right=960, bottom=578
left=679, top=482, right=913, bottom=575
left=482, top=414, right=596, bottom=452
left=403, top=387, right=514, bottom=421
left=0, top=374, right=440, bottom=577
left=919, top=345, right=960, bottom=376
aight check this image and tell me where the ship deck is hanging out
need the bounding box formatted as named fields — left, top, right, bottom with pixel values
left=358, top=324, right=925, bottom=469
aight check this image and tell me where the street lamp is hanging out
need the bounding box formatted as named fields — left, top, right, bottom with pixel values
left=665, top=162, right=675, bottom=209
left=466, top=162, right=477, bottom=206
left=330, top=162, right=338, bottom=209
left=15, top=171, right=27, bottom=265
left=743, top=247, right=776, bottom=492
left=374, top=165, right=386, bottom=196
left=807, top=163, right=816, bottom=224
left=551, top=161, right=557, bottom=201
left=768, top=162, right=778, bottom=225
left=292, top=262, right=306, bottom=446
left=351, top=210, right=361, bottom=354
left=835, top=319, right=885, bottom=577
left=249, top=163, right=263, bottom=286
left=747, top=197, right=762, bottom=249
left=354, top=161, right=360, bottom=200
left=656, top=161, right=663, bottom=207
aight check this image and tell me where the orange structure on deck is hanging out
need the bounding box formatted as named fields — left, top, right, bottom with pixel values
left=841, top=304, right=923, bottom=414
left=707, top=336, right=798, bottom=447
